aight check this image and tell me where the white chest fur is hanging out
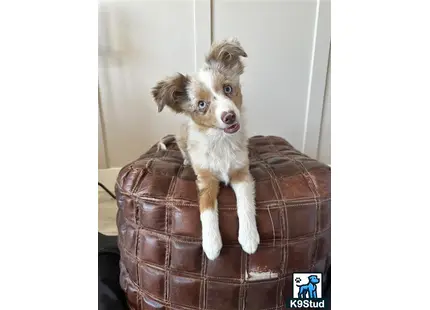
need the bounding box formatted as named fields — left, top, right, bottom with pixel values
left=187, top=125, right=249, bottom=184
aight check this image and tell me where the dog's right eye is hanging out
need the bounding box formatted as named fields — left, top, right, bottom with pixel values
left=198, top=101, right=207, bottom=110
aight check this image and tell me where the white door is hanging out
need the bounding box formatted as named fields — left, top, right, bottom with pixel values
left=98, top=0, right=331, bottom=187
left=212, top=0, right=330, bottom=159
left=99, top=0, right=211, bottom=168
left=318, top=53, right=331, bottom=165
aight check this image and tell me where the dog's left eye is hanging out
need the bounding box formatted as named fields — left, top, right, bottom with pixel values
left=198, top=100, right=207, bottom=110
left=223, top=85, right=233, bottom=94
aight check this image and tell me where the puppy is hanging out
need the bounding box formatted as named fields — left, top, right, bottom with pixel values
left=151, top=38, right=259, bottom=260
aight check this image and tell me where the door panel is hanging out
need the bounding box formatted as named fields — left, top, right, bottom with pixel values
left=98, top=0, right=210, bottom=167
left=318, top=55, right=331, bottom=165
left=98, top=0, right=330, bottom=168
left=212, top=0, right=330, bottom=153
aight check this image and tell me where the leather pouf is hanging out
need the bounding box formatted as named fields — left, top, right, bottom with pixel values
left=116, top=135, right=331, bottom=310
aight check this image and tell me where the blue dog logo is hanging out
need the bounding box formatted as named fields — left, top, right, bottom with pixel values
left=296, top=275, right=320, bottom=299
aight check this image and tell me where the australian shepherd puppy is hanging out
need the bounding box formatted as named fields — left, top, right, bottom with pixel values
left=151, top=38, right=259, bottom=260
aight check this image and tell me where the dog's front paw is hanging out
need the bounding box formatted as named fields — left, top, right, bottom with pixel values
left=201, top=209, right=223, bottom=260
left=202, top=231, right=223, bottom=260
left=239, top=223, right=260, bottom=255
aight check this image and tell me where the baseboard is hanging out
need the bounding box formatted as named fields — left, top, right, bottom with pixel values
left=98, top=168, right=122, bottom=193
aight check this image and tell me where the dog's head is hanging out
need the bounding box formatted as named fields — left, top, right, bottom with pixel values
left=151, top=38, right=247, bottom=134
left=308, top=275, right=320, bottom=284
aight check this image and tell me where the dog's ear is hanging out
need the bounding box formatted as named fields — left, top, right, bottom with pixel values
left=205, top=37, right=247, bottom=75
left=151, top=73, right=190, bottom=113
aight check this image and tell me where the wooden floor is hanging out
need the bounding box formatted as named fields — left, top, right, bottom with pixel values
left=98, top=189, right=118, bottom=236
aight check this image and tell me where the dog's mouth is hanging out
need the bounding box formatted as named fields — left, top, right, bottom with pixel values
left=223, top=122, right=240, bottom=134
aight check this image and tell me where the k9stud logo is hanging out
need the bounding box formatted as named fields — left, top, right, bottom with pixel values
left=286, top=273, right=328, bottom=309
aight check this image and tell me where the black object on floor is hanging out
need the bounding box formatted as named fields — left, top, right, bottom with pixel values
left=98, top=233, right=128, bottom=310
left=98, top=182, right=116, bottom=200
left=324, top=266, right=331, bottom=299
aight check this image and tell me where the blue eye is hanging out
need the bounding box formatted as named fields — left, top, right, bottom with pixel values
left=198, top=101, right=207, bottom=109
left=223, top=85, right=233, bottom=94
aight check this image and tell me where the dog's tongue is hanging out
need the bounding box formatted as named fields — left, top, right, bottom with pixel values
left=224, top=123, right=240, bottom=134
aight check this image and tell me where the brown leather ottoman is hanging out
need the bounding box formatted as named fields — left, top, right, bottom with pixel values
left=116, top=135, right=331, bottom=310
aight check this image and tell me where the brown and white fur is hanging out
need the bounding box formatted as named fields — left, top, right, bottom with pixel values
left=151, top=38, right=259, bottom=260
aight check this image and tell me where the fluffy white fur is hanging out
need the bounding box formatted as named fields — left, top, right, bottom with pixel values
left=189, top=69, right=259, bottom=256
left=200, top=204, right=223, bottom=260
left=152, top=38, right=260, bottom=260
left=187, top=122, right=248, bottom=184
left=231, top=181, right=260, bottom=254
left=186, top=108, right=259, bottom=257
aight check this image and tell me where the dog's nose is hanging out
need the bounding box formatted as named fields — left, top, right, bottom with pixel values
left=221, top=111, right=236, bottom=125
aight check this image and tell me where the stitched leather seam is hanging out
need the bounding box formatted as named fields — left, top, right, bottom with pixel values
left=120, top=217, right=330, bottom=244
left=267, top=137, right=311, bottom=307
left=119, top=242, right=327, bottom=283
left=133, top=195, right=141, bottom=309
left=238, top=249, right=244, bottom=309
left=117, top=189, right=330, bottom=208
left=295, top=161, right=321, bottom=269
left=202, top=241, right=207, bottom=309
left=121, top=265, right=322, bottom=310
left=266, top=137, right=289, bottom=309
left=262, top=141, right=282, bottom=286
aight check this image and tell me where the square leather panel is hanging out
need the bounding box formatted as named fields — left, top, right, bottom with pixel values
left=170, top=240, right=202, bottom=274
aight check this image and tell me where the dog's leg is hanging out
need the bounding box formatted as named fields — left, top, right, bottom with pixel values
left=230, top=168, right=260, bottom=254
left=176, top=135, right=191, bottom=165
left=157, top=135, right=176, bottom=152
left=177, top=125, right=191, bottom=165
left=179, top=147, right=191, bottom=165
left=196, top=169, right=222, bottom=260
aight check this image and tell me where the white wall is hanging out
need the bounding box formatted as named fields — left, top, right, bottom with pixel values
left=99, top=0, right=200, bottom=167
left=98, top=0, right=331, bottom=173
left=318, top=53, right=331, bottom=165
left=98, top=100, right=107, bottom=169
